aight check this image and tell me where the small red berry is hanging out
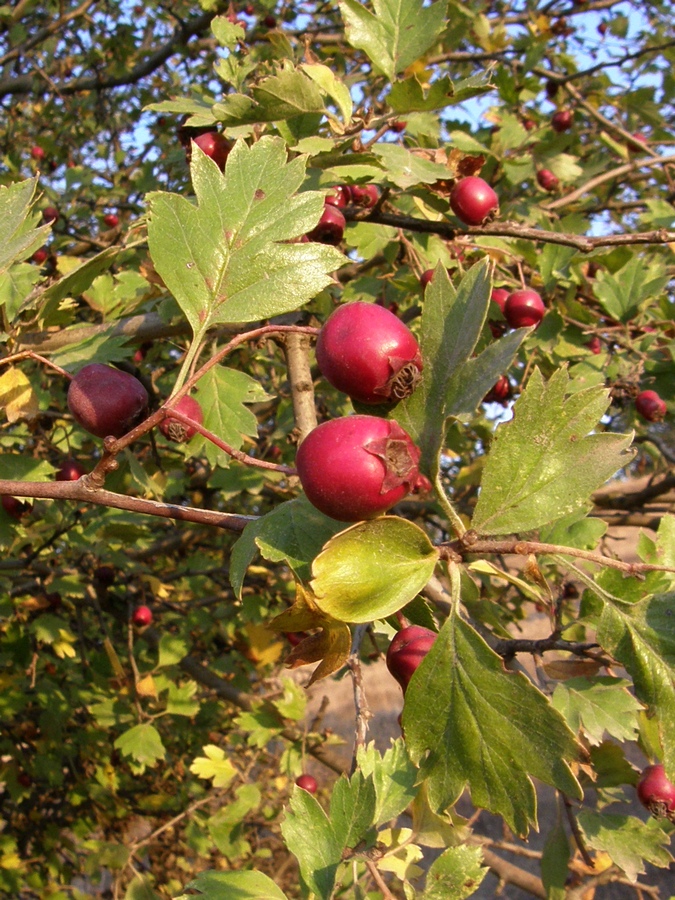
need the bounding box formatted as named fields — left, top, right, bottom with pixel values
left=491, top=288, right=509, bottom=312
left=316, top=302, right=423, bottom=405
left=551, top=110, right=573, bottom=133
left=286, top=631, right=308, bottom=646
left=30, top=146, right=45, bottom=161
left=537, top=169, right=560, bottom=192
left=56, top=459, right=86, bottom=481
left=17, top=772, right=32, bottom=788
left=420, top=269, right=435, bottom=289
left=159, top=395, right=203, bottom=443
left=386, top=625, right=437, bottom=694
left=504, top=289, right=545, bottom=329
left=597, top=21, right=608, bottom=36
left=191, top=132, right=232, bottom=171
left=390, top=120, right=407, bottom=133
left=586, top=336, right=602, bottom=354
left=306, top=203, right=346, bottom=245
left=67, top=363, right=149, bottom=439
left=1, top=495, right=32, bottom=521
left=635, top=390, right=667, bottom=423
left=545, top=80, right=559, bottom=99
left=103, top=213, right=119, bottom=228
left=325, top=185, right=351, bottom=209
left=350, top=184, right=380, bottom=208
left=296, top=416, right=421, bottom=522
left=449, top=176, right=499, bottom=227
left=32, top=247, right=49, bottom=265
left=637, top=764, right=675, bottom=822
left=483, top=375, right=512, bottom=405
left=295, top=774, right=318, bottom=793
left=43, top=206, right=59, bottom=224
left=132, top=605, right=153, bottom=627
left=522, top=117, right=536, bottom=132
left=262, top=13, right=276, bottom=27
left=627, top=132, right=649, bottom=152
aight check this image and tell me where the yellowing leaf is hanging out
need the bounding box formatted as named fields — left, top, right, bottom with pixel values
left=53, top=629, right=77, bottom=659
left=190, top=744, right=238, bottom=788
left=0, top=368, right=39, bottom=422
left=243, top=622, right=285, bottom=667
left=136, top=673, right=158, bottom=699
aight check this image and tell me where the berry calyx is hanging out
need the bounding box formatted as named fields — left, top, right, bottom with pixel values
left=295, top=774, right=318, bottom=793
left=316, top=302, right=423, bottom=405
left=551, top=110, right=573, bottom=133
left=637, top=764, right=675, bottom=822
left=132, top=605, right=153, bottom=627
left=504, top=289, right=546, bottom=329
left=1, top=495, right=32, bottom=521
left=635, top=390, right=667, bottom=422
left=192, top=132, right=232, bottom=171
left=537, top=169, right=560, bottom=192
left=350, top=184, right=380, bottom=208
left=67, top=363, right=149, bottom=439
left=386, top=625, right=437, bottom=693
left=56, top=459, right=86, bottom=481
left=295, top=416, right=421, bottom=522
left=491, top=288, right=509, bottom=312
left=103, top=213, right=119, bottom=228
left=306, top=202, right=346, bottom=245
left=449, top=176, right=499, bottom=227
left=159, top=395, right=203, bottom=443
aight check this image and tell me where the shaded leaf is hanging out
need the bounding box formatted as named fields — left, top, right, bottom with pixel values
left=551, top=677, right=642, bottom=745
left=281, top=788, right=343, bottom=900
left=330, top=770, right=377, bottom=849
left=0, top=177, right=50, bottom=275
left=114, top=724, right=165, bottom=768
left=357, top=740, right=418, bottom=825
left=422, top=844, right=487, bottom=900
left=178, top=870, right=288, bottom=899
left=577, top=810, right=673, bottom=882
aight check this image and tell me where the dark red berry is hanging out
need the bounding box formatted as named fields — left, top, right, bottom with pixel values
left=191, top=132, right=232, bottom=171
left=30, top=146, right=45, bottom=161
left=306, top=203, right=346, bottom=245
left=325, top=185, right=351, bottom=209
left=390, top=120, right=406, bottom=133
left=635, top=390, right=667, bottom=422
left=504, top=289, right=545, bottom=329
left=159, top=395, right=203, bottom=443
left=286, top=631, right=308, bottom=646
left=295, top=774, right=318, bottom=793
left=132, top=605, right=153, bottom=627
left=597, top=21, right=608, bottom=36
left=522, top=117, right=536, bottom=132
left=56, top=459, right=86, bottom=481
left=262, top=13, right=276, bottom=27
left=586, top=336, right=602, bottom=354
left=545, top=80, right=559, bottom=100
left=491, top=288, right=509, bottom=312
left=551, top=110, right=573, bottom=133
left=103, top=213, right=119, bottom=228
left=94, top=565, right=116, bottom=586
left=67, top=363, right=149, bottom=439
left=386, top=625, right=437, bottom=693
left=450, top=176, right=499, bottom=227
left=43, top=206, right=59, bottom=224
left=1, top=495, right=32, bottom=521
left=350, top=184, right=380, bottom=208
left=637, top=764, right=675, bottom=822
left=537, top=169, right=560, bottom=192
left=627, top=132, right=649, bottom=152
left=420, top=269, right=435, bottom=289
left=17, top=772, right=32, bottom=788
left=316, top=302, right=423, bottom=405
left=483, top=375, right=512, bottom=405
left=296, top=416, right=421, bottom=522
left=32, top=247, right=49, bottom=264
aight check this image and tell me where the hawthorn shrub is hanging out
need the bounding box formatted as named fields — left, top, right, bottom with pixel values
left=1, top=2, right=675, bottom=899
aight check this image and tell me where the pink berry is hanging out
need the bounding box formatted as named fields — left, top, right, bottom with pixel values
left=350, top=184, right=380, bottom=208
left=316, top=302, right=423, bottom=405
left=586, top=336, right=602, bottom=354
left=449, top=176, right=499, bottom=227
left=420, top=269, right=435, bottom=289
left=306, top=203, right=346, bottom=245
left=537, top=169, right=559, bottom=192
left=295, top=416, right=421, bottom=522
left=295, top=774, right=318, bottom=793
left=635, top=390, right=667, bottom=423
left=386, top=625, right=437, bottom=693
left=56, top=459, right=87, bottom=481
left=504, top=290, right=545, bottom=329
left=132, top=605, right=153, bottom=627
left=67, top=363, right=149, bottom=439
left=637, top=764, right=675, bottom=821
left=159, top=395, right=204, bottom=443
left=31, top=146, right=45, bottom=161
left=627, top=132, right=649, bottom=152
left=191, top=132, right=232, bottom=171
left=551, top=110, right=573, bottom=133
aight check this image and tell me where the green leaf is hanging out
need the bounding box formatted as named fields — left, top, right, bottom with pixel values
left=208, top=784, right=260, bottom=859
left=301, top=63, right=353, bottom=124
left=422, top=844, right=487, bottom=899
left=252, top=67, right=325, bottom=120
left=310, top=517, right=439, bottom=623
left=0, top=177, right=50, bottom=275
left=339, top=0, right=447, bottom=81
left=592, top=256, right=669, bottom=323
left=0, top=263, right=41, bottom=322
left=190, top=745, right=238, bottom=788
left=330, top=770, right=377, bottom=850
left=404, top=611, right=581, bottom=836
left=356, top=740, right=418, bottom=825
left=541, top=816, right=570, bottom=900
left=114, top=724, right=166, bottom=768
left=179, top=870, right=288, bottom=900
left=389, top=72, right=493, bottom=113
left=124, top=876, right=162, bottom=900
left=166, top=681, right=200, bottom=717
left=157, top=633, right=189, bottom=667
left=371, top=143, right=452, bottom=189
left=596, top=593, right=675, bottom=776
left=445, top=328, right=527, bottom=419
left=147, top=137, right=345, bottom=333
left=472, top=367, right=634, bottom=535
left=281, top=788, right=343, bottom=900
left=577, top=810, right=674, bottom=882
left=551, top=677, right=642, bottom=746
left=40, top=246, right=121, bottom=320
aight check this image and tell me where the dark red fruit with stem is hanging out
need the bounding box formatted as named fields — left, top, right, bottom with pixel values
left=325, top=184, right=351, bottom=209
left=2, top=495, right=32, bottom=520
left=350, top=183, right=380, bottom=208
left=43, top=206, right=59, bottom=224
left=32, top=247, right=49, bottom=264
left=31, top=146, right=45, bottom=161
left=103, top=213, right=119, bottom=228
left=483, top=375, right=512, bottom=405
left=491, top=288, right=509, bottom=312
left=306, top=203, right=346, bottom=245
left=132, top=605, right=153, bottom=627
left=159, top=395, right=203, bottom=443
left=56, top=459, right=86, bottom=481
left=296, top=416, right=421, bottom=522
left=551, top=109, right=573, bottom=132
left=504, top=289, right=546, bottom=329
left=316, top=302, right=423, bottom=405
left=295, top=774, right=318, bottom=793
left=586, top=336, right=602, bottom=354
left=386, top=625, right=437, bottom=693
left=192, top=132, right=232, bottom=171
left=450, top=176, right=499, bottom=226
left=637, top=764, right=675, bottom=821
left=67, top=363, right=149, bottom=439
left=537, top=169, right=559, bottom=191
left=635, top=390, right=667, bottom=422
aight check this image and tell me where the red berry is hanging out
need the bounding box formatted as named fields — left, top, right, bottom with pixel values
left=586, top=336, right=602, bottom=354
left=597, top=21, right=608, bottom=36
left=635, top=390, right=667, bottom=423
left=132, top=605, right=153, bottom=627
left=449, top=176, right=499, bottom=227
left=67, top=363, right=149, bottom=439
left=504, top=289, right=545, bottom=329
left=159, top=395, right=203, bottom=443
left=295, top=774, right=318, bottom=793
left=43, top=206, right=59, bottom=224
left=32, top=247, right=49, bottom=265
left=316, top=302, right=423, bottom=405
left=191, top=132, right=232, bottom=171
left=17, top=772, right=32, bottom=788
left=56, top=458, right=86, bottom=481
left=491, top=288, right=509, bottom=312
left=390, top=120, right=406, bottom=133
left=295, top=416, right=421, bottom=522
left=262, top=13, right=276, bottom=27
left=637, top=764, right=675, bottom=821
left=325, top=185, right=351, bottom=209
left=627, top=132, right=649, bottom=152
left=551, top=110, right=573, bottom=133
left=30, top=146, right=45, bottom=161
left=483, top=375, right=512, bottom=405
left=103, top=213, right=119, bottom=228
left=350, top=184, right=380, bottom=208
left=545, top=80, right=559, bottom=100
left=522, top=117, right=536, bottom=132
left=386, top=625, right=437, bottom=693
left=286, top=631, right=308, bottom=646
left=306, top=203, right=346, bottom=245
left=537, top=169, right=559, bottom=192
left=420, top=269, right=435, bottom=289
left=94, top=565, right=116, bottom=586
left=1, top=495, right=32, bottom=521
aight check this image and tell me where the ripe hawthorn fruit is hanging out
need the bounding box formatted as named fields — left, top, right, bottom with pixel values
left=635, top=390, right=667, bottom=422
left=192, top=132, right=232, bottom=171
left=1, top=495, right=32, bottom=520
left=159, top=395, right=204, bottom=443
left=30, top=146, right=45, bottom=161
left=262, top=13, right=276, bottom=26
left=56, top=458, right=86, bottom=481
left=295, top=416, right=421, bottom=522
left=350, top=184, right=380, bottom=208
left=132, top=605, right=153, bottom=627
left=637, top=764, right=675, bottom=822
left=491, top=288, right=509, bottom=312
left=390, top=120, right=407, bottom=133
left=306, top=202, right=346, bottom=245
left=295, top=774, right=318, bottom=793
left=17, top=772, right=32, bottom=788
left=627, top=132, right=649, bottom=152
left=420, top=269, right=435, bottom=289
left=386, top=625, right=437, bottom=693
left=325, top=184, right=351, bottom=209
left=483, top=375, right=512, bottom=405
left=103, top=213, right=119, bottom=228
left=449, top=176, right=499, bottom=226
left=67, top=363, right=149, bottom=439
left=43, top=206, right=59, bottom=224
left=504, top=289, right=546, bottom=329
left=551, top=109, right=573, bottom=133
left=94, top=565, right=116, bottom=586
left=586, top=336, right=602, bottom=355
left=32, top=247, right=49, bottom=265
left=537, top=169, right=560, bottom=192
left=316, top=302, right=423, bottom=405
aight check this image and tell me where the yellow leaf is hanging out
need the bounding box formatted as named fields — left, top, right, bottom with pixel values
left=136, top=673, right=158, bottom=698
left=243, top=622, right=285, bottom=668
left=0, top=368, right=39, bottom=423
left=53, top=629, right=77, bottom=659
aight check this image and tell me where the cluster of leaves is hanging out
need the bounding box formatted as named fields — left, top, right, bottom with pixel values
left=1, top=0, right=675, bottom=898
